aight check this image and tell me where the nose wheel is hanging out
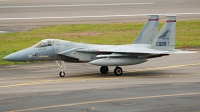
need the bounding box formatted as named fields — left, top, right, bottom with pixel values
left=56, top=60, right=66, bottom=77
left=59, top=71, right=65, bottom=77
left=100, top=66, right=109, bottom=74
left=114, top=66, right=122, bottom=76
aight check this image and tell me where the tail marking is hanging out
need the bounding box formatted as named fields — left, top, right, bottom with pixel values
left=158, top=29, right=170, bottom=40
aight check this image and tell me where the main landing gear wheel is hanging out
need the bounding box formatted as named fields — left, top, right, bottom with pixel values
left=100, top=66, right=109, bottom=74
left=59, top=71, right=65, bottom=77
left=114, top=67, right=123, bottom=76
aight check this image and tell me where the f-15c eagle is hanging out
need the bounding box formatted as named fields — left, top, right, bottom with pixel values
left=3, top=15, right=195, bottom=77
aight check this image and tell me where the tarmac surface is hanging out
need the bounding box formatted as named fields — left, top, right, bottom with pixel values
left=1, top=50, right=200, bottom=112
left=0, top=0, right=200, bottom=112
left=0, top=0, right=200, bottom=31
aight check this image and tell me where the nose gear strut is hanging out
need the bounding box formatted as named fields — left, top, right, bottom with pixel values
left=56, top=60, right=66, bottom=77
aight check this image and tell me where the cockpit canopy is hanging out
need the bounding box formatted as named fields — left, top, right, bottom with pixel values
left=33, top=39, right=67, bottom=48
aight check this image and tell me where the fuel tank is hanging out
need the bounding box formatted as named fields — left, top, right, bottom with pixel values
left=89, top=58, right=147, bottom=66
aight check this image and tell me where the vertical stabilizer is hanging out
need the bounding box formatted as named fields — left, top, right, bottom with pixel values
left=133, top=15, right=159, bottom=44
left=151, top=15, right=177, bottom=51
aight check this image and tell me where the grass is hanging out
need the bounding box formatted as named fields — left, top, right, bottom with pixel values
left=0, top=20, right=200, bottom=65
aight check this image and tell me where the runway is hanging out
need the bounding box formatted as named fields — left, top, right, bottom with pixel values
left=1, top=0, right=200, bottom=111
left=0, top=0, right=200, bottom=31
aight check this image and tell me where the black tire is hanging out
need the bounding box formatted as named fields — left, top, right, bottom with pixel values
left=59, top=71, right=65, bottom=77
left=100, top=66, right=109, bottom=74
left=114, top=67, right=122, bottom=76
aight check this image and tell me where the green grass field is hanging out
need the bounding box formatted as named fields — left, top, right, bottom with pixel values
left=0, top=20, right=200, bottom=65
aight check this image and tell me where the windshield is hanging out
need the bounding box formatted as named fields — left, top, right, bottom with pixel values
left=33, top=39, right=66, bottom=48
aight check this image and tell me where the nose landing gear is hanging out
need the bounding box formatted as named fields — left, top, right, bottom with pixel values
left=59, top=70, right=65, bottom=77
left=56, top=60, right=66, bottom=77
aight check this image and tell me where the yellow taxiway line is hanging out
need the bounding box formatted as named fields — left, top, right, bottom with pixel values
left=1, top=62, right=200, bottom=81
left=7, top=92, right=200, bottom=112
left=124, top=63, right=200, bottom=73
left=0, top=77, right=126, bottom=88
left=0, top=63, right=200, bottom=88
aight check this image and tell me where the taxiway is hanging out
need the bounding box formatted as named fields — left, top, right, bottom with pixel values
left=0, top=0, right=200, bottom=31
left=0, top=0, right=200, bottom=111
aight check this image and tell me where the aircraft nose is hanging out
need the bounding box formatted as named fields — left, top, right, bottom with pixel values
left=2, top=47, right=32, bottom=62
left=3, top=55, right=11, bottom=61
left=3, top=53, right=22, bottom=61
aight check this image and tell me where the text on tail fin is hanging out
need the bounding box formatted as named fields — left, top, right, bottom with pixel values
left=151, top=15, right=177, bottom=50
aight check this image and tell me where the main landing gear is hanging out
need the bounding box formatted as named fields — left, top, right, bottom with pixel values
left=56, top=60, right=66, bottom=77
left=100, top=66, right=109, bottom=74
left=114, top=66, right=123, bottom=76
left=100, top=66, right=123, bottom=76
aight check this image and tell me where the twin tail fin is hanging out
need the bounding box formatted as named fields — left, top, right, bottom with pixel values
left=133, top=15, right=159, bottom=44
left=151, top=15, right=177, bottom=51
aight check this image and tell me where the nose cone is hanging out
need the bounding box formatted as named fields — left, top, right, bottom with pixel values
left=3, top=52, right=23, bottom=61
left=3, top=54, right=14, bottom=61
left=2, top=47, right=32, bottom=62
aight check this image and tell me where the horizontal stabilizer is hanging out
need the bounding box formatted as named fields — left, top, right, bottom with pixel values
left=168, top=50, right=197, bottom=54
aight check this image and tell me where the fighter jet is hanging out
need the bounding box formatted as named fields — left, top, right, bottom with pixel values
left=3, top=15, right=194, bottom=77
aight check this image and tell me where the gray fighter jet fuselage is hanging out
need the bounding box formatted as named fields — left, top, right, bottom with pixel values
left=3, top=39, right=156, bottom=63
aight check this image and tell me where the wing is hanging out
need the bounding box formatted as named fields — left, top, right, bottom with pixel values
left=167, top=50, right=197, bottom=54
left=77, top=45, right=169, bottom=54
left=57, top=44, right=196, bottom=61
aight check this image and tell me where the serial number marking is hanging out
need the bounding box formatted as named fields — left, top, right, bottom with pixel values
left=156, top=42, right=168, bottom=46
